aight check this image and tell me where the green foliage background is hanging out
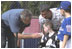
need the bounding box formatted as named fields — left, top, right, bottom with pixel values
left=1, top=1, right=61, bottom=16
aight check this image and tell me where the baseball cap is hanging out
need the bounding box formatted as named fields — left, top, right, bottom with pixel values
left=58, top=1, right=71, bottom=10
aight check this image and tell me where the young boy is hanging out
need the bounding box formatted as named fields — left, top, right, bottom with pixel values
left=57, top=1, right=71, bottom=48
left=38, top=20, right=58, bottom=48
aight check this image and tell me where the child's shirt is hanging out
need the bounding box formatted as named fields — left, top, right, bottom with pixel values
left=39, top=32, right=58, bottom=48
left=57, top=17, right=71, bottom=41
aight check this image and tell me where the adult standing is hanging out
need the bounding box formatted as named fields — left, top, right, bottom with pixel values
left=39, top=4, right=64, bottom=32
left=1, top=9, right=41, bottom=48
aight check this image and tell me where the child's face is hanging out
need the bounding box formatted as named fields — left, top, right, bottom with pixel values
left=43, top=24, right=51, bottom=33
left=60, top=9, right=65, bottom=16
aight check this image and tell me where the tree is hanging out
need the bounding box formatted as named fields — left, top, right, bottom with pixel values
left=1, top=1, right=61, bottom=16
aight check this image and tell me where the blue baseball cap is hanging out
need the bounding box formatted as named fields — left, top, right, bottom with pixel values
left=58, top=1, right=71, bottom=10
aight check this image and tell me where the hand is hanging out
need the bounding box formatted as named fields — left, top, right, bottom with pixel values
left=31, top=33, right=42, bottom=38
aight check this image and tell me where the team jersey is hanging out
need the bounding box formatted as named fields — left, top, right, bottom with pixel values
left=57, top=17, right=71, bottom=41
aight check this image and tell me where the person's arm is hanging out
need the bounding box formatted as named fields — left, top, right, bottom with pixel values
left=61, top=35, right=69, bottom=48
left=14, top=33, right=42, bottom=39
left=39, top=15, right=45, bottom=32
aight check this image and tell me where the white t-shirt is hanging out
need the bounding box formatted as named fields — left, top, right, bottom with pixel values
left=39, top=8, right=64, bottom=30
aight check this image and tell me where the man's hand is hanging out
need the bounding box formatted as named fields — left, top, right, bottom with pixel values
left=31, top=33, right=42, bottom=38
